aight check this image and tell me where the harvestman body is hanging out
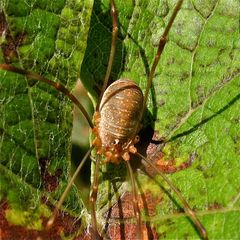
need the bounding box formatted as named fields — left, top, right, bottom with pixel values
left=0, top=0, right=208, bottom=239
left=93, top=79, right=143, bottom=163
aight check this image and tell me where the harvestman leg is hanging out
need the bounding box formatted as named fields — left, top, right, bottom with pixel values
left=126, top=161, right=142, bottom=240
left=97, top=0, right=118, bottom=109
left=46, top=147, right=93, bottom=229
left=138, top=0, right=208, bottom=239
left=0, top=64, right=93, bottom=128
left=89, top=155, right=102, bottom=239
left=136, top=153, right=208, bottom=240
left=141, top=0, right=184, bottom=118
left=0, top=64, right=96, bottom=229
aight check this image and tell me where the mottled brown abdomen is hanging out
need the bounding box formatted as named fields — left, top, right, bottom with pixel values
left=99, top=79, right=143, bottom=147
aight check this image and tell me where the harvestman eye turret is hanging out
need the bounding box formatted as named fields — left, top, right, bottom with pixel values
left=0, top=0, right=208, bottom=239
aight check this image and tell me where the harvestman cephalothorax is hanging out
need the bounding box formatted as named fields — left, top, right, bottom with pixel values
left=0, top=0, right=208, bottom=239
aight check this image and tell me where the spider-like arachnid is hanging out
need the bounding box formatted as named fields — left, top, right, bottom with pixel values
left=1, top=0, right=239, bottom=239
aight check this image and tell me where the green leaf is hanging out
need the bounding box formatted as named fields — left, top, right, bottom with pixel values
left=1, top=0, right=240, bottom=239
left=80, top=0, right=240, bottom=239
left=0, top=0, right=93, bottom=237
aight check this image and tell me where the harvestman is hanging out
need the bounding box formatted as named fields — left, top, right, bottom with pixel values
left=0, top=0, right=208, bottom=239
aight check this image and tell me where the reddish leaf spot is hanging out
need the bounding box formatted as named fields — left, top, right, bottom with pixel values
left=0, top=199, right=82, bottom=240
left=146, top=136, right=194, bottom=174
left=106, top=223, right=158, bottom=240
left=208, top=202, right=222, bottom=210
left=105, top=191, right=162, bottom=219
left=39, top=158, right=62, bottom=192
left=103, top=191, right=161, bottom=239
left=0, top=11, right=27, bottom=63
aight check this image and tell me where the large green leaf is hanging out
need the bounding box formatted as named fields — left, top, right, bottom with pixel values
left=0, top=0, right=93, bottom=238
left=1, top=0, right=239, bottom=239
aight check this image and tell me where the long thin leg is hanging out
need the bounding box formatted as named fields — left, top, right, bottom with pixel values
left=97, top=0, right=118, bottom=110
left=136, top=152, right=208, bottom=240
left=126, top=161, right=142, bottom=240
left=89, top=155, right=102, bottom=239
left=141, top=0, right=184, bottom=118
left=0, top=63, right=93, bottom=128
left=46, top=146, right=93, bottom=229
